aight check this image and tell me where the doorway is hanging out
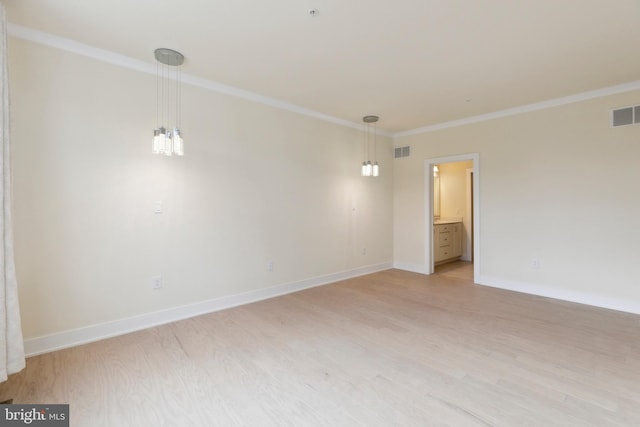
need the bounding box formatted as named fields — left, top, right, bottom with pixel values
left=425, top=154, right=480, bottom=282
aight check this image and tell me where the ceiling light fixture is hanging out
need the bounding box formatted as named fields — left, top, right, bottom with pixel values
left=152, top=48, right=185, bottom=156
left=361, top=115, right=380, bottom=177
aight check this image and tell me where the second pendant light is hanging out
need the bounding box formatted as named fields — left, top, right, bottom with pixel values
left=361, top=115, right=380, bottom=177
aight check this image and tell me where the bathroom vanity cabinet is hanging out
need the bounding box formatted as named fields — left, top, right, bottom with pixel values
left=434, top=221, right=462, bottom=264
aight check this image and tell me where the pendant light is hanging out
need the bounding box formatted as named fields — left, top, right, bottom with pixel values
left=361, top=115, right=380, bottom=177
left=152, top=48, right=185, bottom=156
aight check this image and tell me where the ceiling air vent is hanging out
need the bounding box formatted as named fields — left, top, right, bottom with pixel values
left=394, top=146, right=410, bottom=158
left=611, top=104, right=640, bottom=127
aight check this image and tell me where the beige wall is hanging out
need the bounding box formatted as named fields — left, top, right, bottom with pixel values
left=394, top=90, right=640, bottom=311
left=9, top=38, right=394, bottom=340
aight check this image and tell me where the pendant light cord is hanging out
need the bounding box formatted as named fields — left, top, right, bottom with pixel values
left=162, top=61, right=167, bottom=130
left=363, top=121, right=366, bottom=161
left=162, top=61, right=165, bottom=129
left=177, top=65, right=181, bottom=128
left=366, top=122, right=370, bottom=161
left=156, top=61, right=160, bottom=127
left=165, top=61, right=170, bottom=133
left=373, top=121, right=377, bottom=162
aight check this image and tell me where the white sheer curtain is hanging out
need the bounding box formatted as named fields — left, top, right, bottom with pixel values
left=0, top=3, right=25, bottom=382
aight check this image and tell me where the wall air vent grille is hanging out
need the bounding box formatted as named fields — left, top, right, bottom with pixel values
left=611, top=104, right=640, bottom=127
left=394, top=146, right=411, bottom=158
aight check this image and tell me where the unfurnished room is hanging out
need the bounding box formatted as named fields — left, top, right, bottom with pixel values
left=0, top=1, right=639, bottom=426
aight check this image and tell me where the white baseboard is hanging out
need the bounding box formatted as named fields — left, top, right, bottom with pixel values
left=24, top=262, right=393, bottom=357
left=393, top=262, right=429, bottom=275
left=477, top=274, right=640, bottom=315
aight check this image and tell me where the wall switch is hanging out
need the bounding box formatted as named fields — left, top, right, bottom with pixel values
left=267, top=261, right=274, bottom=272
left=151, top=275, right=163, bottom=289
left=362, top=247, right=367, bottom=255
left=531, top=258, right=539, bottom=270
left=154, top=201, right=163, bottom=214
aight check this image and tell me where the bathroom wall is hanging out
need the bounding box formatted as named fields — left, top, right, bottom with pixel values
left=439, top=161, right=472, bottom=219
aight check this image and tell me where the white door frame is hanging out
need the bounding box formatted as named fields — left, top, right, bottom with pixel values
left=464, top=167, right=473, bottom=262
left=424, top=153, right=480, bottom=282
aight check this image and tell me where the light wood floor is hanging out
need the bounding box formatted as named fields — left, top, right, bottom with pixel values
left=2, top=265, right=639, bottom=426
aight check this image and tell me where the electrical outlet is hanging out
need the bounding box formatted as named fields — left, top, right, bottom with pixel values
left=151, top=275, right=163, bottom=289
left=531, top=258, right=539, bottom=270
left=267, top=261, right=274, bottom=272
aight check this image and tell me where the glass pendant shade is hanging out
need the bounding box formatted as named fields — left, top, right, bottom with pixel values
left=164, top=130, right=173, bottom=156
left=172, top=128, right=184, bottom=156
left=361, top=161, right=368, bottom=176
left=152, top=127, right=167, bottom=154
left=372, top=161, right=379, bottom=177
left=152, top=128, right=161, bottom=154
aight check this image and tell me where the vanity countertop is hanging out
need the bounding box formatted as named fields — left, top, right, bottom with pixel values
left=434, top=218, right=462, bottom=225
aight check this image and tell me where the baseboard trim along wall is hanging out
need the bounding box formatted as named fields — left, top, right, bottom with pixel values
left=390, top=264, right=640, bottom=315
left=476, top=274, right=640, bottom=315
left=24, top=262, right=393, bottom=357
left=392, top=262, right=428, bottom=275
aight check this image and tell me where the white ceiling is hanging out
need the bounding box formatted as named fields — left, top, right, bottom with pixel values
left=5, top=0, right=640, bottom=133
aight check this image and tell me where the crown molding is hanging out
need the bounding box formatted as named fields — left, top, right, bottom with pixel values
left=9, top=22, right=635, bottom=139
left=7, top=22, right=394, bottom=137
left=395, top=80, right=640, bottom=138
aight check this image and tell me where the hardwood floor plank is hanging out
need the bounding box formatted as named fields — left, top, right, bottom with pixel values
left=1, top=265, right=639, bottom=426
